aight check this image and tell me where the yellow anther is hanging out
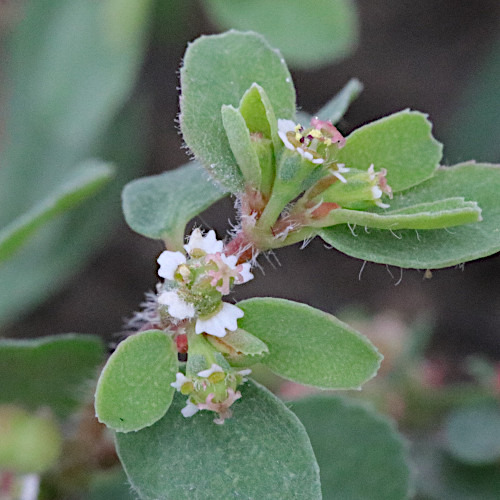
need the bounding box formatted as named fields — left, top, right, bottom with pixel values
left=208, top=372, right=225, bottom=384
left=324, top=138, right=332, bottom=146
left=294, top=124, right=302, bottom=132
left=178, top=264, right=191, bottom=280
left=295, top=132, right=303, bottom=141
left=309, top=129, right=322, bottom=139
left=180, top=381, right=194, bottom=395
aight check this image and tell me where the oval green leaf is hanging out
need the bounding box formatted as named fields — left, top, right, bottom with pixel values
left=238, top=298, right=382, bottom=389
left=180, top=30, right=296, bottom=192
left=291, top=395, right=412, bottom=500
left=122, top=162, right=227, bottom=250
left=336, top=109, right=443, bottom=193
left=412, top=439, right=500, bottom=500
left=95, top=330, right=178, bottom=433
left=445, top=403, right=500, bottom=465
left=204, top=0, right=359, bottom=69
left=320, top=162, right=500, bottom=268
left=0, top=334, right=105, bottom=418
left=116, top=380, right=321, bottom=500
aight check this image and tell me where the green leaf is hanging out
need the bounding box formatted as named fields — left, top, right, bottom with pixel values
left=221, top=105, right=262, bottom=187
left=444, top=38, right=500, bottom=164
left=315, top=78, right=363, bottom=125
left=180, top=30, right=296, bottom=192
left=95, top=330, right=178, bottom=433
left=205, top=328, right=270, bottom=366
left=320, top=162, right=500, bottom=268
left=115, top=380, right=321, bottom=500
left=336, top=109, right=443, bottom=193
left=204, top=0, right=359, bottom=69
left=310, top=197, right=481, bottom=230
left=291, top=396, right=412, bottom=500
left=88, top=469, right=137, bottom=500
left=445, top=403, right=500, bottom=465
left=412, top=438, right=500, bottom=500
left=238, top=298, right=382, bottom=389
left=0, top=161, right=113, bottom=263
left=122, top=162, right=228, bottom=250
left=0, top=334, right=105, bottom=418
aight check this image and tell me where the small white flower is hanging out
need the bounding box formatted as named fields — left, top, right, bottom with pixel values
left=195, top=302, right=244, bottom=338
left=184, top=228, right=223, bottom=256
left=171, top=372, right=191, bottom=391
left=181, top=400, right=199, bottom=418
left=277, top=119, right=296, bottom=151
left=157, top=251, right=186, bottom=280
left=238, top=369, right=252, bottom=376
left=158, top=290, right=195, bottom=320
left=197, top=363, right=224, bottom=378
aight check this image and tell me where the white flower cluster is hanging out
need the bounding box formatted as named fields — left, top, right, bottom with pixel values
left=277, top=118, right=349, bottom=183
left=156, top=229, right=253, bottom=338
left=171, top=363, right=252, bottom=424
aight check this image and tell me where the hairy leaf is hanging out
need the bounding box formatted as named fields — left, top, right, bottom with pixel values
left=116, top=380, right=321, bottom=499
left=122, top=162, right=227, bottom=250
left=238, top=298, right=382, bottom=389
left=320, top=163, right=500, bottom=268
left=95, top=330, right=178, bottom=433
left=180, top=30, right=295, bottom=192
left=336, top=109, right=443, bottom=192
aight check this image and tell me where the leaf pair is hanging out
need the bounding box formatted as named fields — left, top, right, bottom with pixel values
left=95, top=297, right=381, bottom=433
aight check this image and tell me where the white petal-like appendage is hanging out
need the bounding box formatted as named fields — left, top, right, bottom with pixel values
left=238, top=263, right=254, bottom=283
left=197, top=363, right=224, bottom=378
left=157, top=251, right=186, bottom=280
left=184, top=228, right=223, bottom=255
left=158, top=291, right=195, bottom=320
left=171, top=372, right=190, bottom=391
left=195, top=302, right=244, bottom=338
left=181, top=401, right=199, bottom=418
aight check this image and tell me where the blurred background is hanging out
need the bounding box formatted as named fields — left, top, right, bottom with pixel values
left=1, top=0, right=499, bottom=360
left=1, top=1, right=500, bottom=498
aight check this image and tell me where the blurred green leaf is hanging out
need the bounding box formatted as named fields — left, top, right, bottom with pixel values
left=204, top=0, right=359, bottom=69
left=180, top=30, right=296, bottom=192
left=320, top=162, right=500, bottom=268
left=0, top=0, right=151, bottom=326
left=291, top=396, right=411, bottom=500
left=88, top=469, right=137, bottom=500
left=412, top=438, right=500, bottom=500
left=95, top=330, right=178, bottom=433
left=444, top=38, right=500, bottom=164
left=122, top=162, right=228, bottom=250
left=0, top=161, right=114, bottom=263
left=445, top=402, right=500, bottom=465
left=0, top=334, right=105, bottom=418
left=336, top=109, right=443, bottom=193
left=315, top=78, right=363, bottom=125
left=115, top=380, right=321, bottom=500
left=238, top=298, right=382, bottom=389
